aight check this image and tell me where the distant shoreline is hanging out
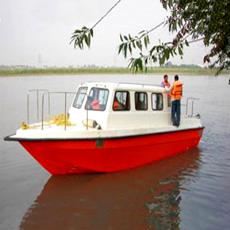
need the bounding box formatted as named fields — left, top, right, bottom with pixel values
left=0, top=66, right=229, bottom=76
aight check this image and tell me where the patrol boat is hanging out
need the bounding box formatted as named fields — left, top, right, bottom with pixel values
left=4, top=82, right=204, bottom=175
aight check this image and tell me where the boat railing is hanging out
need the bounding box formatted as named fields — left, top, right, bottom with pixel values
left=27, top=89, right=49, bottom=124
left=27, top=89, right=76, bottom=130
left=184, top=97, right=200, bottom=117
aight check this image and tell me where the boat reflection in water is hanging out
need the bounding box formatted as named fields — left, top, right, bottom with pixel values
left=20, top=148, right=201, bottom=230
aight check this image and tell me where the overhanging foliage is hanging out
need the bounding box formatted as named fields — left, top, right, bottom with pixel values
left=71, top=0, right=230, bottom=74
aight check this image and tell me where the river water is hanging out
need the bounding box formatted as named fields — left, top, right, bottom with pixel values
left=0, top=74, right=230, bottom=230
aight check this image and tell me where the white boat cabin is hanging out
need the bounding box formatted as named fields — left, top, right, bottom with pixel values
left=69, top=82, right=171, bottom=130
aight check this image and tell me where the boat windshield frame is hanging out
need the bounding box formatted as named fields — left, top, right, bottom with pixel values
left=85, top=87, right=109, bottom=111
left=72, top=87, right=88, bottom=109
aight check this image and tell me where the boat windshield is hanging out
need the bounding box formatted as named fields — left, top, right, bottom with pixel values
left=72, top=87, right=88, bottom=109
left=85, top=87, right=109, bottom=111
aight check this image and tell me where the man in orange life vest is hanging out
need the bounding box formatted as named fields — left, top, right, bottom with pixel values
left=170, top=75, right=183, bottom=127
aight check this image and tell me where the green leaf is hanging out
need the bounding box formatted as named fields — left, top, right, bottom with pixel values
left=165, top=48, right=170, bottom=59
left=144, top=36, right=148, bottom=48
left=132, top=40, right=136, bottom=49
left=128, top=43, right=132, bottom=55
left=118, top=43, right=124, bottom=54
left=185, top=39, right=189, bottom=46
left=87, top=34, right=91, bottom=47
left=124, top=43, right=127, bottom=58
left=151, top=55, right=157, bottom=62
left=73, top=29, right=81, bottom=33
left=146, top=35, right=150, bottom=44
left=168, top=0, right=173, bottom=8
left=84, top=34, right=90, bottom=47
left=136, top=40, right=142, bottom=50
left=150, top=46, right=156, bottom=55
left=172, top=22, right=177, bottom=31
left=70, top=26, right=93, bottom=50
left=128, top=58, right=134, bottom=68
left=178, top=46, right=183, bottom=55
left=133, top=58, right=143, bottom=72
left=90, top=29, right=94, bottom=37
left=128, top=57, right=145, bottom=73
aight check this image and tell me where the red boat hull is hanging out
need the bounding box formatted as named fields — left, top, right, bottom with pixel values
left=19, top=128, right=204, bottom=175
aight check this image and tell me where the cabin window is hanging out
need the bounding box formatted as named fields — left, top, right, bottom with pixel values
left=135, top=92, right=148, bottom=110
left=73, top=87, right=88, bottom=109
left=152, top=93, right=163, bottom=110
left=113, top=91, right=130, bottom=111
left=85, top=87, right=109, bottom=111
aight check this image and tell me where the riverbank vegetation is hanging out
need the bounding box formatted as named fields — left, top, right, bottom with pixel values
left=0, top=65, right=229, bottom=76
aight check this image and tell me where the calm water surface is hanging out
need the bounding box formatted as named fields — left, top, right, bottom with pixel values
left=0, top=74, right=230, bottom=230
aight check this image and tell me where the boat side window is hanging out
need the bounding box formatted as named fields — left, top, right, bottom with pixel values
left=135, top=92, right=148, bottom=110
left=113, top=91, right=130, bottom=111
left=152, top=93, right=163, bottom=110
left=73, top=87, right=88, bottom=109
left=85, top=87, right=109, bottom=111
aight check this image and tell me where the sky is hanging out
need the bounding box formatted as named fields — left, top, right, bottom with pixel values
left=0, top=0, right=209, bottom=67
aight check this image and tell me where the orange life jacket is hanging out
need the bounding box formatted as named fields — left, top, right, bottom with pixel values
left=171, top=80, right=183, bottom=100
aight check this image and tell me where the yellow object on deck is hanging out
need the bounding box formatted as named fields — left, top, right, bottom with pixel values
left=20, top=114, right=74, bottom=130
left=20, top=122, right=30, bottom=130
left=49, top=114, right=73, bottom=126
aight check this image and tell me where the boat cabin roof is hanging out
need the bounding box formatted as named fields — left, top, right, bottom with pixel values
left=78, top=82, right=165, bottom=93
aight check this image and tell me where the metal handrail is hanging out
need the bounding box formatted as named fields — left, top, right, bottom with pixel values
left=27, top=89, right=49, bottom=124
left=41, top=91, right=76, bottom=130
left=27, top=89, right=76, bottom=130
left=185, top=97, right=199, bottom=117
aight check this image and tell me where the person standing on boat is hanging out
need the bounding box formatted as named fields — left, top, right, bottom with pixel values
left=170, top=75, right=183, bottom=127
left=161, top=74, right=171, bottom=88
left=161, top=74, right=171, bottom=106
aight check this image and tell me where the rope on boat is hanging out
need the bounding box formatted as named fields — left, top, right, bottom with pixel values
left=20, top=114, right=74, bottom=130
left=49, top=114, right=73, bottom=126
